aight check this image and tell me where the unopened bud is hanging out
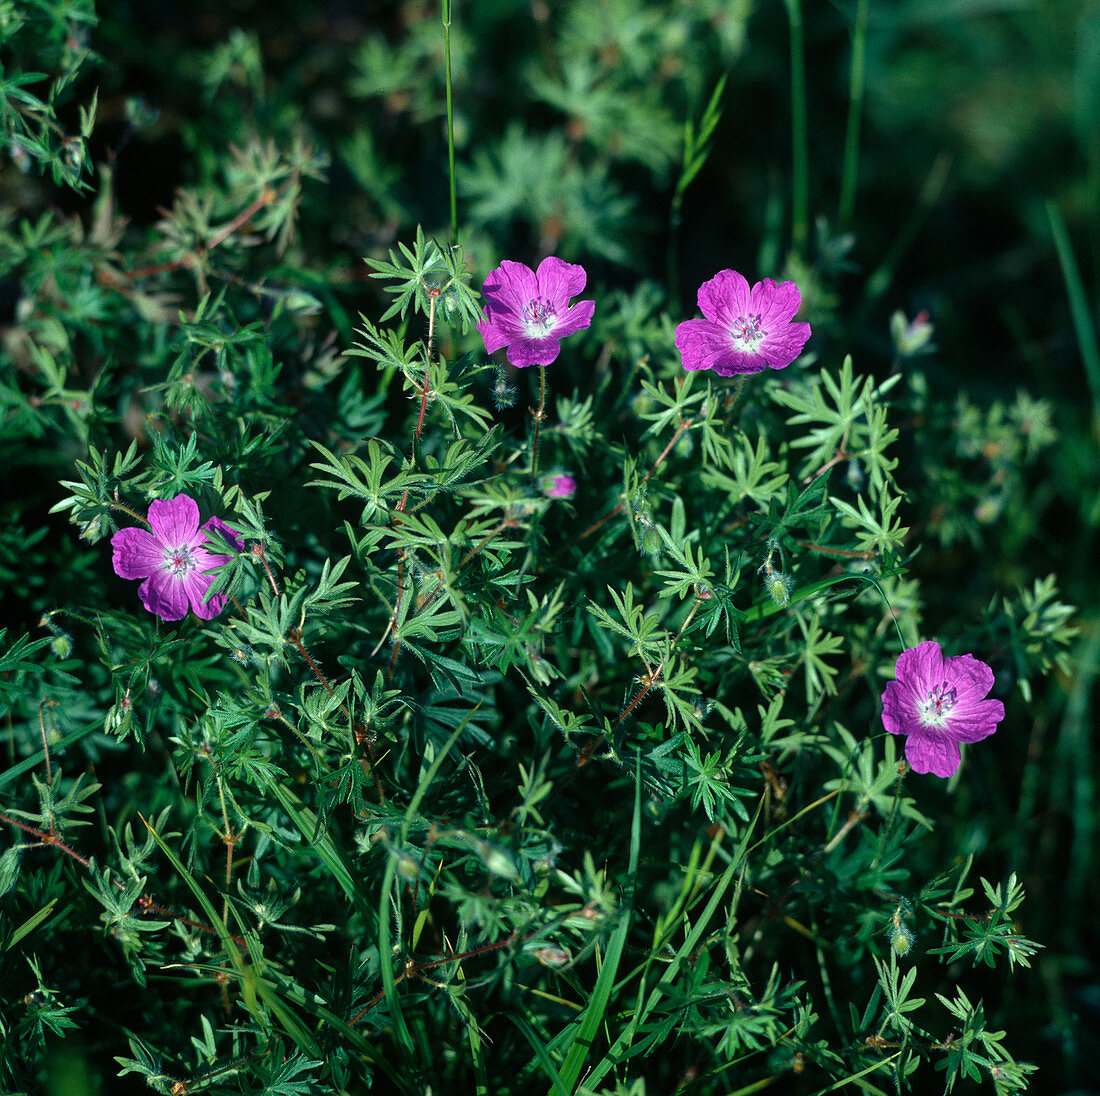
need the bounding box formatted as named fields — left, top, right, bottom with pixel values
left=544, top=473, right=576, bottom=499
left=639, top=523, right=663, bottom=558
left=476, top=842, right=518, bottom=880
left=491, top=369, right=516, bottom=411
left=533, top=945, right=571, bottom=968
left=974, top=496, right=1004, bottom=524
left=50, top=633, right=73, bottom=659
left=890, top=923, right=914, bottom=957
left=890, top=309, right=935, bottom=357
left=283, top=290, right=323, bottom=316
left=764, top=570, right=791, bottom=607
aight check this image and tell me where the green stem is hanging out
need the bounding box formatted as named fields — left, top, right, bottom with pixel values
left=723, top=374, right=745, bottom=414
left=838, top=0, right=868, bottom=229
left=442, top=0, right=457, bottom=242
left=783, top=0, right=809, bottom=256
left=530, top=365, right=547, bottom=483
left=872, top=765, right=907, bottom=869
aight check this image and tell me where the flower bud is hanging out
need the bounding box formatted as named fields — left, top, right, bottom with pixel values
left=764, top=570, right=791, bottom=607
left=475, top=841, right=518, bottom=880
left=890, top=309, right=935, bottom=357
left=49, top=633, right=73, bottom=659
left=639, top=523, right=664, bottom=558
left=533, top=945, right=571, bottom=968
left=491, top=369, right=516, bottom=410
left=543, top=473, right=576, bottom=499
left=283, top=290, right=323, bottom=316
left=973, top=495, right=1004, bottom=524
left=890, top=922, right=914, bottom=957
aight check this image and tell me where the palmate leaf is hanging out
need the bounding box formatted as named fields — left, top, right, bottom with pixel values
left=772, top=357, right=901, bottom=492
left=367, top=224, right=481, bottom=332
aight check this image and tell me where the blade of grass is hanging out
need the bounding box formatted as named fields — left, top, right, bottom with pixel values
left=511, top=1014, right=572, bottom=1096
left=140, top=814, right=260, bottom=1020
left=782, top=0, right=809, bottom=256
left=556, top=757, right=642, bottom=1092
left=6, top=897, right=58, bottom=950
left=263, top=776, right=373, bottom=919
left=442, top=0, right=457, bottom=241
left=583, top=798, right=763, bottom=1091
left=377, top=711, right=477, bottom=1051
left=838, top=0, right=868, bottom=228
left=1048, top=200, right=1100, bottom=431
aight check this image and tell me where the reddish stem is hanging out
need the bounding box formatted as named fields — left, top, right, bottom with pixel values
left=579, top=416, right=694, bottom=541
left=0, top=810, right=247, bottom=946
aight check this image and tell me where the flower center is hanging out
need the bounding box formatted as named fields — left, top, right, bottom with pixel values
left=523, top=297, right=558, bottom=336
left=163, top=544, right=197, bottom=577
left=917, top=682, right=957, bottom=729
left=730, top=312, right=767, bottom=352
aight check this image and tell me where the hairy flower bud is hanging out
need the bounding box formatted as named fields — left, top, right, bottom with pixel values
left=491, top=369, right=517, bottom=410
left=765, top=570, right=791, bottom=607
left=49, top=633, right=73, bottom=659
left=890, top=922, right=914, bottom=957
left=638, top=522, right=663, bottom=558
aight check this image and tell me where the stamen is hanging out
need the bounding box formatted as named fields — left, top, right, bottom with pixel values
left=731, top=312, right=767, bottom=351
left=917, top=683, right=957, bottom=728
left=523, top=297, right=557, bottom=334
left=163, top=544, right=197, bottom=576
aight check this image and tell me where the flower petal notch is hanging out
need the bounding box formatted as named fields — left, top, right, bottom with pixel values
left=477, top=256, right=595, bottom=369
left=881, top=640, right=1005, bottom=778
left=675, top=269, right=811, bottom=376
left=111, top=494, right=242, bottom=622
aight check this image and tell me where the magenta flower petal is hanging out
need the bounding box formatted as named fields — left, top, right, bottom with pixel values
left=546, top=297, right=595, bottom=340
left=903, top=729, right=963, bottom=779
left=535, top=255, right=587, bottom=305
left=676, top=269, right=811, bottom=376
left=477, top=256, right=595, bottom=369
left=138, top=571, right=190, bottom=621
left=697, top=269, right=751, bottom=326
left=147, top=494, right=201, bottom=545
left=544, top=473, right=577, bottom=499
left=112, top=526, right=165, bottom=580
left=110, top=494, right=241, bottom=623
left=881, top=640, right=1004, bottom=778
left=505, top=336, right=564, bottom=368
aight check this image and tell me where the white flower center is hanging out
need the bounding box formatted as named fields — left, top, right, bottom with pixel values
left=163, top=544, right=197, bottom=577
left=917, top=683, right=957, bottom=729
left=730, top=312, right=767, bottom=352
left=523, top=297, right=558, bottom=336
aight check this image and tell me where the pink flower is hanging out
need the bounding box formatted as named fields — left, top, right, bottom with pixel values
left=111, top=494, right=241, bottom=622
left=675, top=270, right=811, bottom=376
left=544, top=473, right=576, bottom=499
left=476, top=257, right=595, bottom=369
left=881, top=640, right=1004, bottom=778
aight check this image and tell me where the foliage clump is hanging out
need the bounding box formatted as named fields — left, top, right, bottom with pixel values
left=0, top=1, right=1087, bottom=1094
